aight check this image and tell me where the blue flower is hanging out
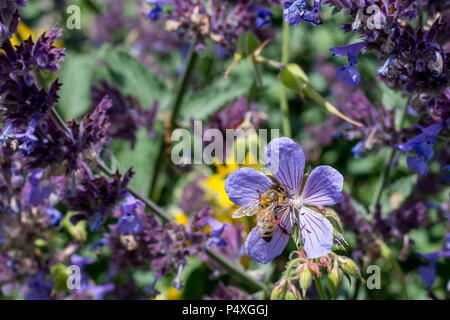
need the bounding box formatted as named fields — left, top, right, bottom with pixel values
left=330, top=42, right=366, bottom=88
left=26, top=169, right=52, bottom=206
left=253, top=6, right=273, bottom=29
left=146, top=0, right=171, bottom=21
left=117, top=194, right=144, bottom=234
left=46, top=207, right=63, bottom=226
left=303, top=0, right=323, bottom=25
left=15, top=119, right=39, bottom=156
left=283, top=0, right=307, bottom=26
left=0, top=123, right=14, bottom=142
left=417, top=233, right=450, bottom=287
left=351, top=140, right=365, bottom=158
left=91, top=212, right=102, bottom=231
left=206, top=219, right=228, bottom=249
left=396, top=122, right=444, bottom=176
left=70, top=254, right=94, bottom=270
left=378, top=53, right=396, bottom=76
left=284, top=0, right=323, bottom=26
left=90, top=238, right=109, bottom=253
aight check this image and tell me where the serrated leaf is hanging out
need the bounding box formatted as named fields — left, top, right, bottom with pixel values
left=99, top=44, right=165, bottom=109
left=111, top=126, right=162, bottom=197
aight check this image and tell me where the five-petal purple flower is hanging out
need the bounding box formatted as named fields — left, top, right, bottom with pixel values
left=225, top=137, right=343, bottom=264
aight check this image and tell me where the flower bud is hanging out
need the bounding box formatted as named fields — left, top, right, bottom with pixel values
left=299, top=268, right=313, bottom=298
left=328, top=260, right=343, bottom=299
left=337, top=256, right=365, bottom=283
left=270, top=277, right=288, bottom=300
left=285, top=282, right=301, bottom=300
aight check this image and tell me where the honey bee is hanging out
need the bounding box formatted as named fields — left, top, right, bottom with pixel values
left=232, top=178, right=289, bottom=242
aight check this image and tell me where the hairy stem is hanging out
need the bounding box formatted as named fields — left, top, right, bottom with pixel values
left=148, top=45, right=198, bottom=200
left=313, top=274, right=328, bottom=300
left=279, top=20, right=292, bottom=138
left=379, top=240, right=409, bottom=300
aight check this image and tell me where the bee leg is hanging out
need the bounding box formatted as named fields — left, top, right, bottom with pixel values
left=257, top=190, right=262, bottom=200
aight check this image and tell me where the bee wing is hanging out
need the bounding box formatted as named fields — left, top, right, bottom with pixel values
left=232, top=199, right=260, bottom=218
left=257, top=203, right=277, bottom=235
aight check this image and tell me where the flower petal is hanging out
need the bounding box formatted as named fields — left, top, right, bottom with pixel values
left=301, top=165, right=343, bottom=206
left=264, top=137, right=305, bottom=194
left=224, top=167, right=272, bottom=207
left=244, top=220, right=291, bottom=264
left=299, top=206, right=333, bottom=258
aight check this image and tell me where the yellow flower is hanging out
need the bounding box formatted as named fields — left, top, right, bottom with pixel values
left=173, top=211, right=189, bottom=225
left=10, top=22, right=63, bottom=48
left=204, top=153, right=259, bottom=210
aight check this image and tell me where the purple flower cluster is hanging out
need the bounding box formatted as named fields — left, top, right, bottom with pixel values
left=91, top=80, right=159, bottom=148
left=146, top=0, right=280, bottom=54
left=204, top=282, right=254, bottom=300
left=108, top=205, right=213, bottom=291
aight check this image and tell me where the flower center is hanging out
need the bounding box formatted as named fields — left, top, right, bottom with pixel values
left=291, top=196, right=303, bottom=209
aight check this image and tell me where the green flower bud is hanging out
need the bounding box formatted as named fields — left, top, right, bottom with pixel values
left=328, top=260, right=343, bottom=299
left=271, top=277, right=288, bottom=300
left=337, top=256, right=365, bottom=284
left=299, top=268, right=313, bottom=298
left=285, top=282, right=301, bottom=300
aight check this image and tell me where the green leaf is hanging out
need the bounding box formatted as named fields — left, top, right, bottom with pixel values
left=236, top=32, right=261, bottom=58
left=180, top=70, right=252, bottom=121
left=111, top=126, right=162, bottom=197
left=99, top=44, right=165, bottom=109
left=58, top=51, right=96, bottom=120
left=380, top=174, right=418, bottom=215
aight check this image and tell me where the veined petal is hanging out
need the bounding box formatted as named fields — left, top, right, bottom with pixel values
left=224, top=167, right=272, bottom=207
left=299, top=206, right=333, bottom=258
left=301, top=165, right=343, bottom=206
left=264, top=137, right=305, bottom=194
left=244, top=218, right=292, bottom=264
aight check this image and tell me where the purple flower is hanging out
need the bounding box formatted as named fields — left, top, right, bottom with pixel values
left=253, top=6, right=272, bottom=29
left=417, top=233, right=450, bottom=287
left=303, top=0, right=323, bottom=25
left=46, top=207, right=62, bottom=226
left=283, top=1, right=307, bottom=26
left=26, top=169, right=51, bottom=205
left=397, top=122, right=444, bottom=176
left=330, top=42, right=366, bottom=88
left=14, top=118, right=38, bottom=155
left=90, top=238, right=109, bottom=253
left=117, top=194, right=144, bottom=234
left=145, top=0, right=171, bottom=21
left=225, top=137, right=343, bottom=263
left=70, top=254, right=94, bottom=270
left=25, top=273, right=53, bottom=300
left=206, top=219, right=228, bottom=249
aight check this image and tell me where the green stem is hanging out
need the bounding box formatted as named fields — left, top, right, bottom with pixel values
left=370, top=102, right=409, bottom=299
left=370, top=101, right=408, bottom=213
left=379, top=240, right=409, bottom=300
left=148, top=45, right=198, bottom=200
left=205, top=248, right=268, bottom=293
left=313, top=274, right=328, bottom=300
left=254, top=56, right=285, bottom=70
left=252, top=58, right=263, bottom=88
left=279, top=20, right=291, bottom=138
